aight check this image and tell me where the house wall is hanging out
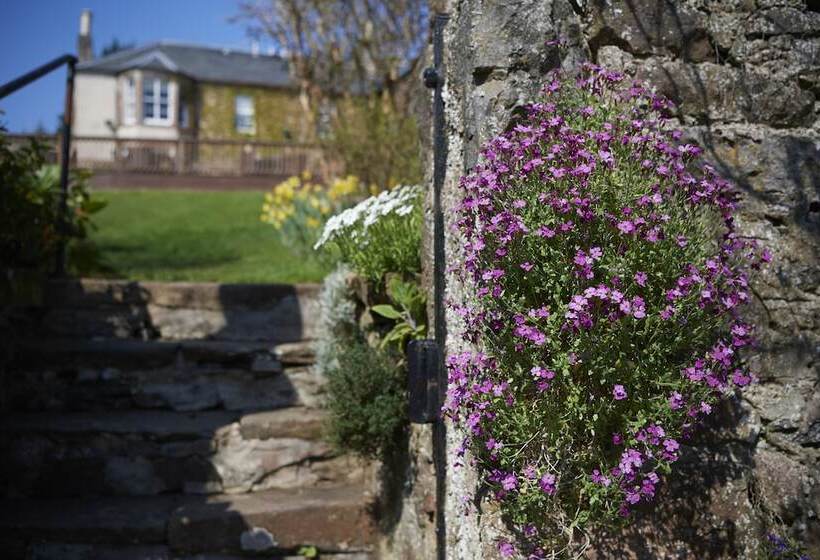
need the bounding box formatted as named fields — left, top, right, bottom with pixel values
left=115, top=69, right=180, bottom=141
left=72, top=73, right=117, bottom=138
left=197, top=83, right=312, bottom=142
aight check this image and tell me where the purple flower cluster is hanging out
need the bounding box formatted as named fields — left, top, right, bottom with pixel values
left=445, top=63, right=767, bottom=556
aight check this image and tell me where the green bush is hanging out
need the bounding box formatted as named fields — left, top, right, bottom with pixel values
left=314, top=184, right=422, bottom=280
left=327, top=97, right=423, bottom=189
left=447, top=63, right=768, bottom=557
left=323, top=336, right=407, bottom=459
left=0, top=131, right=105, bottom=271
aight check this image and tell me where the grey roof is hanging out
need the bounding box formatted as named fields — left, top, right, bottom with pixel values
left=77, top=42, right=293, bottom=89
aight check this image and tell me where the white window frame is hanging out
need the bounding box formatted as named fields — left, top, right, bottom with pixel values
left=142, top=77, right=173, bottom=126
left=123, top=76, right=137, bottom=125
left=235, top=95, right=255, bottom=134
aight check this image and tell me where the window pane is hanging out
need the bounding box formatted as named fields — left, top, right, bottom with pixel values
left=235, top=95, right=254, bottom=131
left=143, top=79, right=155, bottom=120
left=160, top=103, right=168, bottom=119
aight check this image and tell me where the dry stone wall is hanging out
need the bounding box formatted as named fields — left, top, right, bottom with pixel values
left=393, top=1, right=820, bottom=558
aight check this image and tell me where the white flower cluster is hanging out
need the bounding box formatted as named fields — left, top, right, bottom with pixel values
left=314, top=184, right=422, bottom=250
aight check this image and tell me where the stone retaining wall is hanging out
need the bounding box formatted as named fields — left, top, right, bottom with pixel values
left=392, top=1, right=819, bottom=558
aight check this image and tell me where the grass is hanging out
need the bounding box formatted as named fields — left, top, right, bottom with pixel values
left=78, top=190, right=330, bottom=284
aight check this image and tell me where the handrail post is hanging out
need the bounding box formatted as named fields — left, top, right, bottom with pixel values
left=54, top=58, right=76, bottom=277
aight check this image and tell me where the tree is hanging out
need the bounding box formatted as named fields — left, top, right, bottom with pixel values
left=100, top=38, right=135, bottom=57
left=235, top=0, right=429, bottom=116
left=236, top=1, right=430, bottom=186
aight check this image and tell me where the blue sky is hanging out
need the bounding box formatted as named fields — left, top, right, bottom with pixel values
left=1, top=0, right=272, bottom=132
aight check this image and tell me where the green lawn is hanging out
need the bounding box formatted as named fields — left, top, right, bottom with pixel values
left=80, top=190, right=329, bottom=283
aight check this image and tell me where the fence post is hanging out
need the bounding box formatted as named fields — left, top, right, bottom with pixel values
left=54, top=58, right=76, bottom=278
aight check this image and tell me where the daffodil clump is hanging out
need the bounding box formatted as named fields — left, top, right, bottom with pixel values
left=261, top=173, right=367, bottom=252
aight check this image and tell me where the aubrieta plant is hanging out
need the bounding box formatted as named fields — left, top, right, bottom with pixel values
left=445, top=63, right=770, bottom=558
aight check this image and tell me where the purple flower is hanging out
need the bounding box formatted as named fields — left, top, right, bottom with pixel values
left=531, top=366, right=556, bottom=380
left=591, top=469, right=611, bottom=486
left=617, top=220, right=635, bottom=234
left=498, top=540, right=516, bottom=558
left=663, top=438, right=680, bottom=453
left=539, top=473, right=557, bottom=495
left=634, top=271, right=647, bottom=286
left=536, top=226, right=556, bottom=238
left=731, top=370, right=752, bottom=387
left=613, top=384, right=627, bottom=400
left=668, top=391, right=684, bottom=410
left=612, top=432, right=624, bottom=445
left=501, top=473, right=518, bottom=491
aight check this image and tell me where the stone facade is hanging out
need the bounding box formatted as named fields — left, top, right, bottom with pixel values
left=393, top=1, right=819, bottom=558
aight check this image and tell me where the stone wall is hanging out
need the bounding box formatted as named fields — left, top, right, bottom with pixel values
left=393, top=1, right=820, bottom=558
left=198, top=83, right=313, bottom=142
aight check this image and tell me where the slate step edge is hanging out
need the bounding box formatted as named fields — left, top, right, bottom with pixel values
left=42, top=279, right=321, bottom=311
left=0, top=407, right=325, bottom=440
left=12, top=338, right=315, bottom=369
left=25, top=543, right=372, bottom=560
left=0, top=486, right=374, bottom=554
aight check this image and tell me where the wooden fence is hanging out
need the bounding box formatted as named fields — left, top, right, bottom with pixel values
left=6, top=134, right=331, bottom=186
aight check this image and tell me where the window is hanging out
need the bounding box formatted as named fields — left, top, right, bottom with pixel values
left=179, top=103, right=189, bottom=128
left=235, top=95, right=255, bottom=133
left=143, top=77, right=172, bottom=125
left=123, top=77, right=137, bottom=124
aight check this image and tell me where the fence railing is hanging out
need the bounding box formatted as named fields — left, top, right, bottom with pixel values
left=6, top=134, right=328, bottom=178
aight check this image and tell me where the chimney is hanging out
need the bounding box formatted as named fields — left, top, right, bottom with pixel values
left=77, top=9, right=93, bottom=62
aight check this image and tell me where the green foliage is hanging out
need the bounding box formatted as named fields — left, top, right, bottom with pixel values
left=297, top=545, right=319, bottom=559
left=87, top=190, right=330, bottom=283
left=327, top=96, right=423, bottom=189
left=323, top=336, right=407, bottom=459
left=371, top=276, right=427, bottom=352
left=315, top=184, right=422, bottom=280
left=0, top=132, right=105, bottom=271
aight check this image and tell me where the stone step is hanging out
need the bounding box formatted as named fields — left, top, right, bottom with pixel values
left=6, top=364, right=323, bottom=413
left=0, top=486, right=374, bottom=556
left=0, top=408, right=365, bottom=498
left=24, top=543, right=371, bottom=560
left=24, top=279, right=321, bottom=342
left=12, top=338, right=314, bottom=371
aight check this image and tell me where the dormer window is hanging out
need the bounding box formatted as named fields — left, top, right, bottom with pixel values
left=143, top=77, right=172, bottom=125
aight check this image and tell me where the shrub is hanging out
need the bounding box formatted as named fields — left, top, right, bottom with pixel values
left=315, top=263, right=359, bottom=378
left=314, top=184, right=422, bottom=280
left=327, top=97, right=423, bottom=189
left=445, top=64, right=768, bottom=557
left=323, top=335, right=407, bottom=459
left=260, top=173, right=365, bottom=254
left=0, top=132, right=105, bottom=271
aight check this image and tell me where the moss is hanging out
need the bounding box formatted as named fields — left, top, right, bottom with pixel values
left=198, top=83, right=314, bottom=142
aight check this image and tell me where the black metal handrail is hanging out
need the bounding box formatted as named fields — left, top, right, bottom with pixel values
left=0, top=54, right=77, bottom=276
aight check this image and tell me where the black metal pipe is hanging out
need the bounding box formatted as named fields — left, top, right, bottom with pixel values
left=429, top=12, right=450, bottom=560
left=0, top=54, right=77, bottom=99
left=54, top=59, right=76, bottom=277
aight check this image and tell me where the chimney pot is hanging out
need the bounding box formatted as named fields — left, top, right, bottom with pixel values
left=80, top=9, right=91, bottom=36
left=78, top=9, right=93, bottom=62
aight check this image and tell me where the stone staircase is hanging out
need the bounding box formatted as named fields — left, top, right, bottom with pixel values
left=0, top=279, right=374, bottom=560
